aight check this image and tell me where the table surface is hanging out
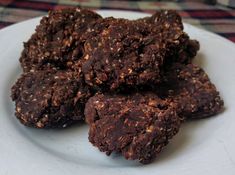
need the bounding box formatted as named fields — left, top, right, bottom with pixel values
left=0, top=0, right=234, bottom=43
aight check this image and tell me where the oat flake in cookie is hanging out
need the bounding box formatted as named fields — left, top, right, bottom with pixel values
left=85, top=93, right=181, bottom=164
left=11, top=70, right=91, bottom=128
left=20, top=8, right=102, bottom=72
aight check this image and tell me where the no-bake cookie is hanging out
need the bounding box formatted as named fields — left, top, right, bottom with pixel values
left=11, top=70, right=91, bottom=128
left=20, top=8, right=102, bottom=72
left=85, top=93, right=181, bottom=164
left=80, top=11, right=198, bottom=91
left=141, top=10, right=199, bottom=64
left=157, top=63, right=224, bottom=119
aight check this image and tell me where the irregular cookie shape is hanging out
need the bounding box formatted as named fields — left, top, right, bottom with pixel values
left=11, top=70, right=91, bottom=128
left=158, top=63, right=224, bottom=119
left=140, top=10, right=200, bottom=64
left=81, top=11, right=198, bottom=91
left=20, top=8, right=102, bottom=72
left=85, top=93, right=180, bottom=164
left=81, top=17, right=165, bottom=90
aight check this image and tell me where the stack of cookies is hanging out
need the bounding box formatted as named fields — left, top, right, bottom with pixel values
left=11, top=8, right=224, bottom=164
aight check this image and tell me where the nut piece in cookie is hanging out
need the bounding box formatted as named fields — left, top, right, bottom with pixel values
left=11, top=70, right=91, bottom=128
left=158, top=63, right=224, bottom=119
left=85, top=93, right=180, bottom=164
left=20, top=8, right=102, bottom=72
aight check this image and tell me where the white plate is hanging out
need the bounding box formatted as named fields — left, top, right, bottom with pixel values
left=0, top=10, right=235, bottom=175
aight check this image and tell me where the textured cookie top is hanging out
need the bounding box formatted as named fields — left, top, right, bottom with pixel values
left=81, top=18, right=165, bottom=90
left=139, top=10, right=199, bottom=64
left=80, top=11, right=192, bottom=91
left=158, top=63, right=224, bottom=119
left=137, top=10, right=183, bottom=31
left=20, top=8, right=102, bottom=72
left=85, top=93, right=180, bottom=163
left=11, top=70, right=91, bottom=128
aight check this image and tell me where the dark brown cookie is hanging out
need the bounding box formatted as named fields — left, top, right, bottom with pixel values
left=80, top=11, right=197, bottom=91
left=20, top=8, right=102, bottom=72
left=11, top=70, right=91, bottom=128
left=143, top=10, right=184, bottom=30
left=80, top=17, right=165, bottom=90
left=157, top=63, right=224, bottom=119
left=85, top=93, right=180, bottom=164
left=139, top=10, right=200, bottom=64
left=175, top=39, right=200, bottom=64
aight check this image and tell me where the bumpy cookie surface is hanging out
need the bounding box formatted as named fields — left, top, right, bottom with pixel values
left=85, top=93, right=180, bottom=164
left=11, top=70, right=91, bottom=128
left=158, top=63, right=224, bottom=119
left=142, top=10, right=199, bottom=64
left=80, top=11, right=199, bottom=91
left=20, top=8, right=102, bottom=72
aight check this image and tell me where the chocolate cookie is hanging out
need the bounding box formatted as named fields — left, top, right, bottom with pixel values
left=80, top=11, right=197, bottom=91
left=20, top=8, right=102, bottom=72
left=158, top=63, right=224, bottom=119
left=175, top=39, right=200, bottom=64
left=85, top=93, right=180, bottom=164
left=80, top=17, right=165, bottom=90
left=11, top=70, right=91, bottom=128
left=139, top=10, right=200, bottom=64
